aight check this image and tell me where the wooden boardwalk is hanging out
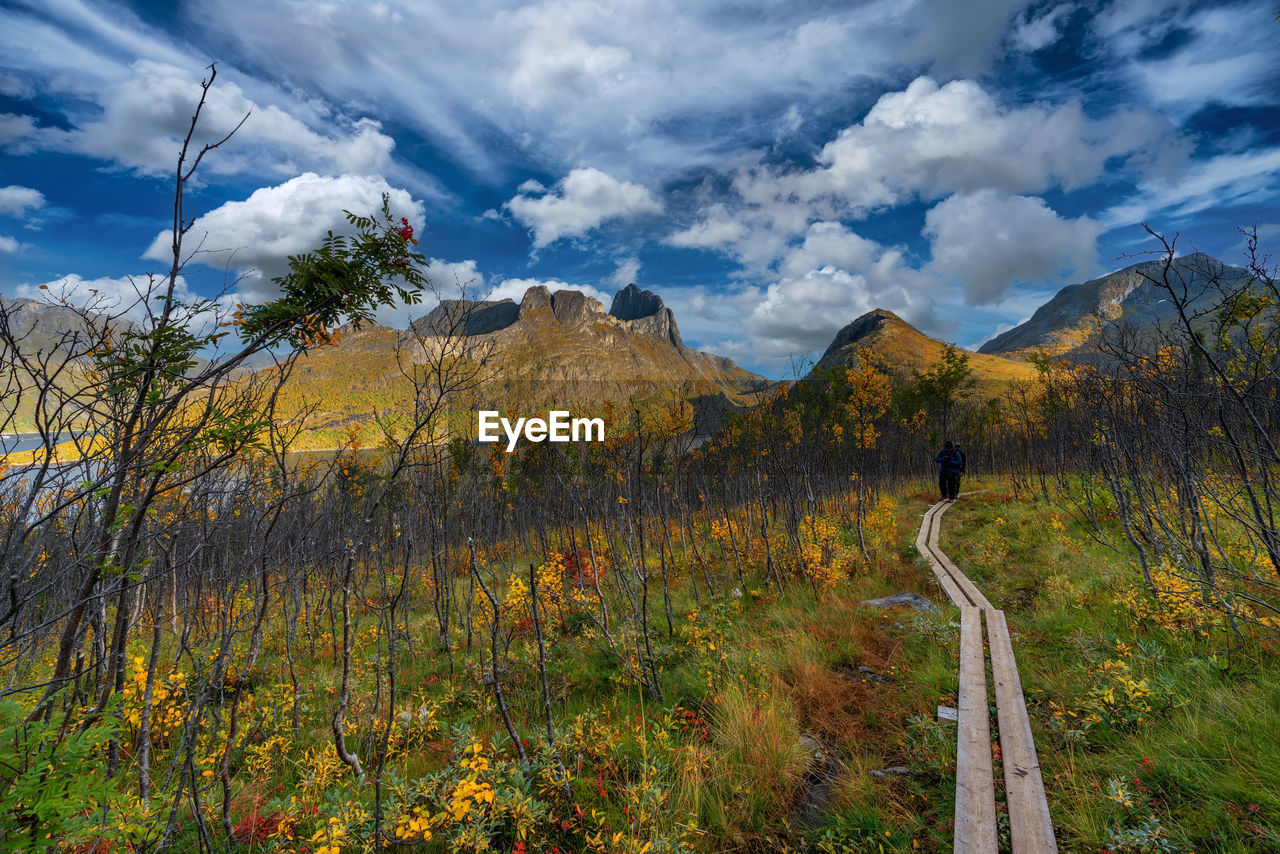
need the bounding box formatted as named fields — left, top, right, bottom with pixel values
left=916, top=498, right=1057, bottom=854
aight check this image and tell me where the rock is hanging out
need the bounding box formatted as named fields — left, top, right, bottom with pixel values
left=550, top=289, right=605, bottom=326
left=855, top=665, right=893, bottom=684
left=609, top=283, right=665, bottom=321
left=869, top=766, right=911, bottom=779
left=410, top=299, right=520, bottom=336
left=467, top=300, right=520, bottom=335
left=839, top=664, right=894, bottom=686
left=794, top=733, right=842, bottom=828
left=799, top=732, right=826, bottom=760
left=609, top=283, right=682, bottom=346
left=519, top=284, right=552, bottom=314
left=861, top=592, right=939, bottom=614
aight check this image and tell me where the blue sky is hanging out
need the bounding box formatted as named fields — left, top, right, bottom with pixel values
left=1, top=0, right=1278, bottom=377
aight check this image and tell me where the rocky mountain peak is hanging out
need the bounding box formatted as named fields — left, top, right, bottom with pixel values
left=520, top=285, right=553, bottom=313
left=550, top=289, right=605, bottom=326
left=978, top=252, right=1246, bottom=357
left=608, top=283, right=682, bottom=347
left=814, top=309, right=915, bottom=371
left=609, top=283, right=665, bottom=321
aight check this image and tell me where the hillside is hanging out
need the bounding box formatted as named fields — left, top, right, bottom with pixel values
left=813, top=308, right=1035, bottom=384
left=273, top=283, right=769, bottom=446
left=978, top=252, right=1249, bottom=358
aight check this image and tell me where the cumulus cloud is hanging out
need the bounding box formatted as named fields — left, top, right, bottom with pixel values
left=0, top=235, right=19, bottom=253
left=728, top=222, right=937, bottom=357
left=734, top=77, right=1176, bottom=223
left=667, top=221, right=940, bottom=369
left=925, top=190, right=1101, bottom=304
left=713, top=264, right=934, bottom=371
left=0, top=185, right=45, bottom=217
left=3, top=59, right=395, bottom=179
left=505, top=167, right=661, bottom=248
left=137, top=0, right=935, bottom=179
left=142, top=173, right=425, bottom=301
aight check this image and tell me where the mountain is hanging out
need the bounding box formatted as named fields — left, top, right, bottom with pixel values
left=978, top=252, right=1249, bottom=358
left=274, top=283, right=769, bottom=446
left=813, top=309, right=1035, bottom=383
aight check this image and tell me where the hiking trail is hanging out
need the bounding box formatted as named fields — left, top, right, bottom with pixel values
left=916, top=497, right=1057, bottom=854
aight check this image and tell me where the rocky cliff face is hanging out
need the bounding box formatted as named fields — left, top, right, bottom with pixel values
left=608, top=283, right=682, bottom=347
left=978, top=253, right=1245, bottom=358
left=400, top=282, right=765, bottom=412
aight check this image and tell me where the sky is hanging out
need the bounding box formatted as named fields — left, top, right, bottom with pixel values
left=1, top=0, right=1278, bottom=377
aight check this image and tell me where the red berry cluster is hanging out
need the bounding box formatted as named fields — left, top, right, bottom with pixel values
left=398, top=216, right=414, bottom=243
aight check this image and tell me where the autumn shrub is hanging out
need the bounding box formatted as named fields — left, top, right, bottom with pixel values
left=684, top=682, right=809, bottom=838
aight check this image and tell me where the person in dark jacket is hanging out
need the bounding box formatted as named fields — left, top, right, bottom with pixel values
left=934, top=440, right=962, bottom=500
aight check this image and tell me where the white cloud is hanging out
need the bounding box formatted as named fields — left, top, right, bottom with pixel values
left=4, top=60, right=395, bottom=179
left=1011, top=4, right=1075, bottom=52
left=666, top=221, right=940, bottom=369
left=0, top=185, right=45, bottom=217
left=666, top=204, right=748, bottom=250
left=925, top=190, right=1101, bottom=304
left=730, top=223, right=938, bottom=358
left=908, top=0, right=1034, bottom=76
left=110, top=0, right=948, bottom=181
left=508, top=29, right=633, bottom=111
left=1103, top=147, right=1280, bottom=228
left=734, top=77, right=1175, bottom=222
left=142, top=173, right=425, bottom=301
left=373, top=258, right=488, bottom=328
left=1097, top=1, right=1280, bottom=115
left=505, top=167, right=661, bottom=248
left=607, top=256, right=641, bottom=290
left=713, top=264, right=933, bottom=372
left=666, top=76, right=1171, bottom=294
left=0, top=235, right=19, bottom=253
left=483, top=278, right=612, bottom=308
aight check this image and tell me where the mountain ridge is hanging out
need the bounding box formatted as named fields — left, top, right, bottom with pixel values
left=812, top=308, right=1036, bottom=384
left=978, top=252, right=1247, bottom=358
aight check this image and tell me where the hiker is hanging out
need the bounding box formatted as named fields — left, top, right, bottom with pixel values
left=934, top=440, right=963, bottom=501
left=955, top=443, right=967, bottom=476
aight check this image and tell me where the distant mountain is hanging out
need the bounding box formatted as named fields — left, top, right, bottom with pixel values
left=979, top=253, right=1249, bottom=358
left=813, top=309, right=1035, bottom=384
left=274, top=283, right=770, bottom=446
left=0, top=295, right=123, bottom=353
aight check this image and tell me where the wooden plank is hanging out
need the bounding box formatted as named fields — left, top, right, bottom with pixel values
left=987, top=610, right=1058, bottom=854
left=928, top=503, right=996, bottom=611
left=916, top=502, right=967, bottom=606
left=955, top=605, right=998, bottom=854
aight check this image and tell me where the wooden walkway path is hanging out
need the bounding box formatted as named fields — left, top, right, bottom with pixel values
left=916, top=498, right=1057, bottom=854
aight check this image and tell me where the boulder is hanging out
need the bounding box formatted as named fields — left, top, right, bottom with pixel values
left=861, top=592, right=939, bottom=614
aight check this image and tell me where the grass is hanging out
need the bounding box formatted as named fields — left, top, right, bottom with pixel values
left=8, top=475, right=1278, bottom=852
left=899, top=476, right=1280, bottom=853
